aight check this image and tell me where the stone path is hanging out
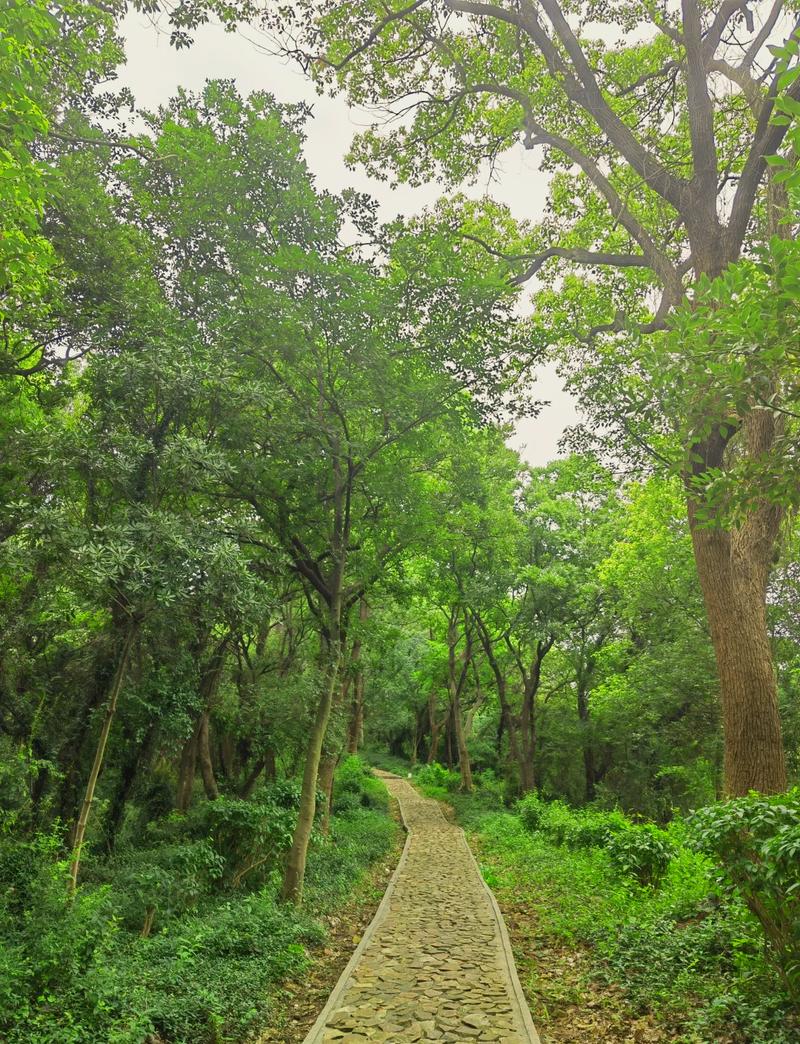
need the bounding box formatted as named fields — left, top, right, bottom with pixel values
left=303, top=773, right=540, bottom=1044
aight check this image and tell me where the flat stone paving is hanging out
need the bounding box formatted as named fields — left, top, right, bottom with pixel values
left=306, top=773, right=538, bottom=1044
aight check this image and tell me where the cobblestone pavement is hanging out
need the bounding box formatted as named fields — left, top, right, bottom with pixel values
left=305, top=774, right=539, bottom=1044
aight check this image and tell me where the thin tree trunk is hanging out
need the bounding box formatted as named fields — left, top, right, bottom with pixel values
left=197, top=710, right=219, bottom=800
left=427, top=690, right=442, bottom=764
left=176, top=641, right=227, bottom=808
left=346, top=597, right=367, bottom=753
left=577, top=682, right=596, bottom=802
left=104, top=723, right=155, bottom=851
left=68, top=622, right=137, bottom=894
left=281, top=655, right=340, bottom=904
left=318, top=752, right=338, bottom=835
left=264, top=746, right=276, bottom=783
left=176, top=721, right=200, bottom=812
left=239, top=757, right=265, bottom=799
left=447, top=615, right=473, bottom=792
left=452, top=689, right=473, bottom=791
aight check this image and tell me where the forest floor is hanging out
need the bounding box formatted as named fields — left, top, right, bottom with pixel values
left=470, top=829, right=673, bottom=1044
left=258, top=798, right=406, bottom=1043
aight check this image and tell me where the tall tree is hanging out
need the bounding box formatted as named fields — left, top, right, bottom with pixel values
left=272, top=0, right=800, bottom=793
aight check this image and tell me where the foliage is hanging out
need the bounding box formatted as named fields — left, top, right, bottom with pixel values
left=414, top=761, right=462, bottom=794
left=333, top=756, right=389, bottom=814
left=458, top=799, right=798, bottom=1042
left=0, top=802, right=397, bottom=1043
left=605, top=823, right=674, bottom=887
left=689, top=790, right=800, bottom=999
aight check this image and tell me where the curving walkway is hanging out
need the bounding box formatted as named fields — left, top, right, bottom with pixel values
left=303, top=773, right=540, bottom=1044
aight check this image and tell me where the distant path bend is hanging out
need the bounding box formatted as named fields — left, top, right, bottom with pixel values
left=303, top=772, right=540, bottom=1044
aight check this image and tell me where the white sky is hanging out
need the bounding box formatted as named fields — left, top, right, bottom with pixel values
left=118, top=12, right=579, bottom=467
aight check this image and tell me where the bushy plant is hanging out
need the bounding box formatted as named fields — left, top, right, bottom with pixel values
left=414, top=761, right=461, bottom=792
left=539, top=800, right=579, bottom=845
left=333, top=756, right=389, bottom=813
left=564, top=809, right=629, bottom=849
left=689, top=789, right=800, bottom=999
left=606, top=823, right=674, bottom=885
left=195, top=789, right=297, bottom=889
left=516, top=792, right=545, bottom=832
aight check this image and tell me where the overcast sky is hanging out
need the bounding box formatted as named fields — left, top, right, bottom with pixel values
left=118, top=11, right=579, bottom=467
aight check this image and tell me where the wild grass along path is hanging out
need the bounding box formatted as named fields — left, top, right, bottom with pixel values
left=303, top=772, right=540, bottom=1044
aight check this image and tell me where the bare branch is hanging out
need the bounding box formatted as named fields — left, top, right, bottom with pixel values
left=535, top=0, right=688, bottom=211
left=682, top=0, right=719, bottom=198
left=742, top=0, right=785, bottom=69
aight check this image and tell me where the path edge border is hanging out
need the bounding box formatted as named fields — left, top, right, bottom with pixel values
left=300, top=774, right=412, bottom=1044
left=457, top=828, right=542, bottom=1044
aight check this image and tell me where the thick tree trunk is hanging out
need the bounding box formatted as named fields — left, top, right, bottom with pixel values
left=68, top=622, right=137, bottom=894
left=281, top=656, right=339, bottom=904
left=689, top=516, right=786, bottom=795
left=687, top=411, right=786, bottom=795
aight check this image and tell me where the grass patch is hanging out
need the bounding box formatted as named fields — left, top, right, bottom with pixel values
left=467, top=810, right=798, bottom=1042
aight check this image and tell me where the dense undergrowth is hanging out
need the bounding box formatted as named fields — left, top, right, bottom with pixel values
left=376, top=755, right=800, bottom=1043
left=0, top=757, right=396, bottom=1044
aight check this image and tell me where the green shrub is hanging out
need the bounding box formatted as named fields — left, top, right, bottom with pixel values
left=414, top=761, right=461, bottom=793
left=565, top=809, right=629, bottom=849
left=195, top=790, right=297, bottom=888
left=516, top=792, right=545, bottom=832
left=606, top=823, right=674, bottom=885
left=109, top=838, right=225, bottom=930
left=539, top=800, right=578, bottom=845
left=689, top=789, right=800, bottom=1000
left=333, top=755, right=389, bottom=813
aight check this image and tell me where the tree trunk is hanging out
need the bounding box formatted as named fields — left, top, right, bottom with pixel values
left=689, top=516, right=786, bottom=795
left=317, top=752, right=338, bottom=835
left=197, top=710, right=219, bottom=800
left=264, top=746, right=277, bottom=783
left=175, top=721, right=200, bottom=812
left=517, top=638, right=553, bottom=794
left=447, top=615, right=473, bottom=792
left=104, top=723, right=155, bottom=851
left=687, top=411, right=786, bottom=795
left=68, top=622, right=137, bottom=894
left=281, top=656, right=340, bottom=904
left=427, top=690, right=442, bottom=764
left=176, top=641, right=227, bottom=808
left=518, top=685, right=536, bottom=794
left=239, top=757, right=265, bottom=799
left=346, top=597, right=367, bottom=753
left=577, top=682, right=596, bottom=802
left=451, top=688, right=473, bottom=791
